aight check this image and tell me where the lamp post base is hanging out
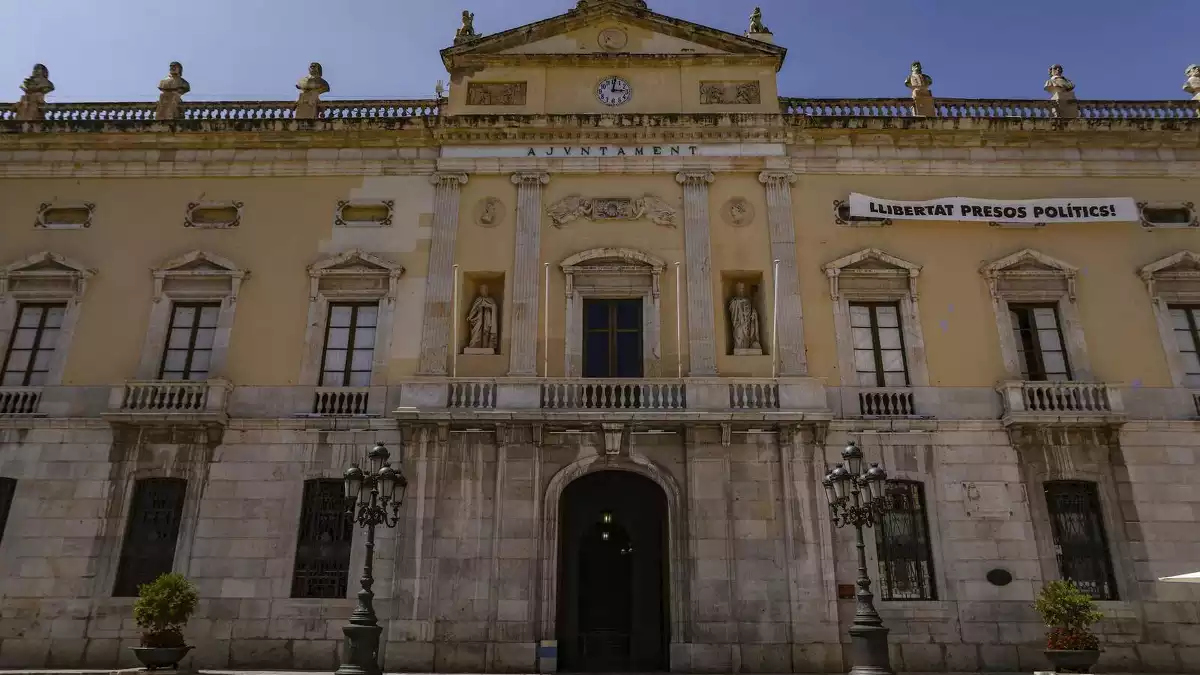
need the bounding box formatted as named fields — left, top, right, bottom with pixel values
left=335, top=623, right=383, bottom=675
left=848, top=621, right=893, bottom=675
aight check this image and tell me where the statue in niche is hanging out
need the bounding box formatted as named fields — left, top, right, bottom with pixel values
left=296, top=62, right=330, bottom=119
left=156, top=61, right=191, bottom=120
left=16, top=64, right=54, bottom=121
left=455, top=10, right=479, bottom=44
left=728, top=282, right=762, bottom=354
left=748, top=6, right=769, bottom=34
left=1183, top=65, right=1200, bottom=101
left=465, top=284, right=500, bottom=354
left=904, top=61, right=935, bottom=117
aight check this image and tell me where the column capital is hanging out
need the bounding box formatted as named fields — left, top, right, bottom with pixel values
left=675, top=171, right=715, bottom=186
left=511, top=172, right=550, bottom=186
left=429, top=172, right=469, bottom=187
left=758, top=171, right=798, bottom=186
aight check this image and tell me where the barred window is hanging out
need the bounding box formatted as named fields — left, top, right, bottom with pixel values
left=113, top=478, right=186, bottom=597
left=320, top=303, right=378, bottom=387
left=291, top=479, right=354, bottom=599
left=1045, top=480, right=1118, bottom=600
left=1010, top=305, right=1071, bottom=381
left=0, top=478, right=16, bottom=545
left=850, top=302, right=910, bottom=387
left=2, top=304, right=65, bottom=386
left=876, top=481, right=937, bottom=601
left=160, top=303, right=220, bottom=381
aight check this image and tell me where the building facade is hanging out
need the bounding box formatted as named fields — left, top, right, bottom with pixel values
left=2, top=0, right=1200, bottom=672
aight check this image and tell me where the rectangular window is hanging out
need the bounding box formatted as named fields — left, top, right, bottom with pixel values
left=1045, top=480, right=1118, bottom=601
left=583, top=298, right=644, bottom=379
left=291, top=479, right=354, bottom=599
left=2, top=304, right=66, bottom=387
left=320, top=303, right=378, bottom=387
left=113, top=478, right=187, bottom=597
left=850, top=303, right=909, bottom=387
left=876, top=481, right=937, bottom=601
left=159, top=303, right=220, bottom=381
left=1010, top=304, right=1071, bottom=381
left=1169, top=306, right=1200, bottom=387
left=0, top=478, right=16, bottom=545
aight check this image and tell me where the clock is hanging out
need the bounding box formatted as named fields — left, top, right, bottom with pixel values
left=597, top=76, right=633, bottom=107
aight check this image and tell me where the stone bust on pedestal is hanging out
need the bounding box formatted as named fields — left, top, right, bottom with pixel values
left=465, top=284, right=500, bottom=354
left=905, top=61, right=935, bottom=117
left=1185, top=65, right=1200, bottom=101
left=16, top=64, right=54, bottom=121
left=728, top=282, right=763, bottom=355
left=296, top=62, right=330, bottom=119
left=156, top=62, right=190, bottom=120
left=1044, top=64, right=1078, bottom=118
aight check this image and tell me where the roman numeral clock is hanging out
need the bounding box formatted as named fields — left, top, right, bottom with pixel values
left=596, top=76, right=633, bottom=106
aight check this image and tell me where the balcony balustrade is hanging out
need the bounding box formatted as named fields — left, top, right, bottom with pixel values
left=311, top=387, right=374, bottom=416
left=858, top=388, right=919, bottom=418
left=541, top=379, right=686, bottom=411
left=0, top=387, right=43, bottom=416
left=998, top=381, right=1124, bottom=425
left=105, top=379, right=231, bottom=423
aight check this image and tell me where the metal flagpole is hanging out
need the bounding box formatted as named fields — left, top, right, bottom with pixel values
left=451, top=265, right=460, bottom=379
left=544, top=263, right=550, bottom=378
left=675, top=262, right=683, bottom=378
left=772, top=259, right=781, bottom=379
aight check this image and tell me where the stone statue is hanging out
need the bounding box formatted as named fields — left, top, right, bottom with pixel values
left=156, top=62, right=190, bottom=120
left=16, top=64, right=54, bottom=121
left=455, top=10, right=479, bottom=44
left=748, top=7, right=769, bottom=33
left=1185, top=65, right=1200, bottom=101
left=728, top=282, right=762, bottom=354
left=1044, top=64, right=1078, bottom=118
left=296, top=62, right=330, bottom=119
left=905, top=61, right=935, bottom=117
left=466, top=284, right=499, bottom=353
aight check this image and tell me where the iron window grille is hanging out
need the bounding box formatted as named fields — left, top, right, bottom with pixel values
left=159, top=303, right=220, bottom=381
left=0, top=478, right=16, bottom=545
left=876, top=480, right=938, bottom=601
left=1168, top=306, right=1200, bottom=387
left=291, top=479, right=354, bottom=599
left=113, top=478, right=187, bottom=597
left=320, top=303, right=379, bottom=387
left=850, top=302, right=910, bottom=387
left=1045, top=480, right=1119, bottom=601
left=1009, top=304, right=1071, bottom=381
left=1, top=304, right=66, bottom=387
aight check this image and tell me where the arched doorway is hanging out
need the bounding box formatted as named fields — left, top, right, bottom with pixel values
left=557, top=470, right=669, bottom=672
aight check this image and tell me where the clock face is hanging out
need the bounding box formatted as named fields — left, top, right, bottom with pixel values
left=597, top=76, right=633, bottom=107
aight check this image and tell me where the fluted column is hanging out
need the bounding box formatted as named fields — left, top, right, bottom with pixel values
left=508, top=172, right=550, bottom=376
left=417, top=173, right=469, bottom=375
left=676, top=171, right=718, bottom=376
left=759, top=171, right=808, bottom=375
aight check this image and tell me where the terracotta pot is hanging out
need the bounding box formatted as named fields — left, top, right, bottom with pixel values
left=1044, top=648, right=1100, bottom=673
left=131, top=645, right=193, bottom=671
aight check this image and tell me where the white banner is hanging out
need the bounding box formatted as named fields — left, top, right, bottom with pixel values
left=848, top=193, right=1139, bottom=224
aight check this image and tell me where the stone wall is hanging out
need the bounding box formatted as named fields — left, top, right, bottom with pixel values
left=0, top=416, right=1199, bottom=672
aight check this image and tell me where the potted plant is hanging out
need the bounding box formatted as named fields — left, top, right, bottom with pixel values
left=131, top=573, right=199, bottom=671
left=1034, top=580, right=1104, bottom=673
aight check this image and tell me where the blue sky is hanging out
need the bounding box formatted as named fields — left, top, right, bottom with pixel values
left=1, top=0, right=1193, bottom=102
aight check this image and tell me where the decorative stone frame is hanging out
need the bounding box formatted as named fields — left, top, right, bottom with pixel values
left=35, top=201, right=95, bottom=229
left=299, top=249, right=404, bottom=386
left=0, top=251, right=95, bottom=386
left=135, top=250, right=247, bottom=380
left=560, top=248, right=665, bottom=378
left=184, top=200, right=243, bottom=229
left=334, top=199, right=395, bottom=228
left=1140, top=251, right=1200, bottom=387
left=981, top=248, right=1092, bottom=382
left=824, top=248, right=930, bottom=387
left=1137, top=201, right=1198, bottom=229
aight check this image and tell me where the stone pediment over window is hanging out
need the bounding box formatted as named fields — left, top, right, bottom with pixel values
left=153, top=250, right=247, bottom=302
left=981, top=248, right=1078, bottom=302
left=1140, top=251, right=1200, bottom=302
left=561, top=247, right=666, bottom=296
left=824, top=248, right=921, bottom=300
left=308, top=249, right=404, bottom=301
left=0, top=251, right=95, bottom=299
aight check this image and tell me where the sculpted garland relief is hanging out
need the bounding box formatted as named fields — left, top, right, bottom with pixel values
left=546, top=195, right=678, bottom=228
left=699, top=81, right=761, bottom=105
left=467, top=82, right=527, bottom=106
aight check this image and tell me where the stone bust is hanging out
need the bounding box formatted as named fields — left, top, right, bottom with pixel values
left=1044, top=64, right=1076, bottom=101
left=296, top=62, right=330, bottom=119
left=1185, top=64, right=1200, bottom=101
left=156, top=61, right=191, bottom=120
left=466, top=284, right=500, bottom=352
left=16, top=64, right=54, bottom=121
left=905, top=61, right=935, bottom=116
left=728, top=282, right=762, bottom=353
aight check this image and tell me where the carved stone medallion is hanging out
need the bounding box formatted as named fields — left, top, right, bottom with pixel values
left=721, top=197, right=755, bottom=227
left=474, top=197, right=505, bottom=228
left=598, top=27, right=629, bottom=51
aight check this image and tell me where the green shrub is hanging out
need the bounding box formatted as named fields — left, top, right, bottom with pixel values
left=132, top=573, right=199, bottom=648
left=1034, top=580, right=1104, bottom=650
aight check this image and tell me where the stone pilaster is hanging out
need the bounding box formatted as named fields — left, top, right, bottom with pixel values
left=417, top=172, right=469, bottom=375
left=759, top=171, right=808, bottom=375
left=675, top=171, right=718, bottom=376
left=508, top=172, right=550, bottom=376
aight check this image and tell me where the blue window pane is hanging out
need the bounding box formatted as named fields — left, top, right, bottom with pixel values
left=615, top=300, right=642, bottom=330
left=584, top=301, right=610, bottom=330
left=584, top=333, right=610, bottom=378
left=615, top=332, right=642, bottom=377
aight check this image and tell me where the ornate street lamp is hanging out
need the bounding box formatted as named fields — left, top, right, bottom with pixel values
left=823, top=441, right=894, bottom=675
left=336, top=443, right=408, bottom=675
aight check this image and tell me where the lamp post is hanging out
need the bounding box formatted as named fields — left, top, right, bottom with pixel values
left=822, top=441, right=894, bottom=675
left=336, top=443, right=408, bottom=675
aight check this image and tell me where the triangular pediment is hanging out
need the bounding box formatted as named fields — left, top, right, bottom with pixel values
left=155, top=250, right=244, bottom=277
left=443, top=1, right=785, bottom=70
left=825, top=249, right=921, bottom=276
left=1141, top=251, right=1200, bottom=279
left=982, top=249, right=1077, bottom=277
left=310, top=249, right=404, bottom=277
left=3, top=251, right=95, bottom=278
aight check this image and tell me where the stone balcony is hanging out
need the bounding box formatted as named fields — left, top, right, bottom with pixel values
left=0, top=387, right=44, bottom=417
left=303, top=386, right=386, bottom=418
left=103, top=379, right=232, bottom=425
left=997, top=380, right=1126, bottom=427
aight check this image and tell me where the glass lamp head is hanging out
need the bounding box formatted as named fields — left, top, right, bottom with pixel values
left=343, top=464, right=365, bottom=501
left=842, top=441, right=864, bottom=475
left=368, top=443, right=390, bottom=473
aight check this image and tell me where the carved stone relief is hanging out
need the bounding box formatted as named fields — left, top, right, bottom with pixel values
left=721, top=197, right=754, bottom=227
left=699, top=81, right=761, bottom=105
left=467, top=82, right=527, bottom=106
left=474, top=197, right=505, bottom=227
left=546, top=194, right=678, bottom=228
